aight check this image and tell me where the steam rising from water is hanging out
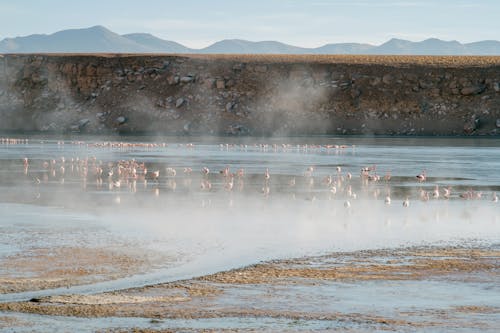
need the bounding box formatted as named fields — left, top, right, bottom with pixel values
left=0, top=136, right=499, bottom=295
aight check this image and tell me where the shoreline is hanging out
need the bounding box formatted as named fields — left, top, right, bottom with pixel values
left=1, top=245, right=498, bottom=331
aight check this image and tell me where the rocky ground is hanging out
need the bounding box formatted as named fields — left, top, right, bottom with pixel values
left=0, top=54, right=499, bottom=136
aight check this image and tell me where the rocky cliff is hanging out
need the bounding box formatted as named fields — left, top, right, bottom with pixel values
left=0, top=54, right=499, bottom=136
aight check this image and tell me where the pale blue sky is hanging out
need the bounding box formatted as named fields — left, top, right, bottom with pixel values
left=0, top=0, right=498, bottom=47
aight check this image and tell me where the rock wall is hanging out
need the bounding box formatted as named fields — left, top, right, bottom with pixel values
left=0, top=54, right=499, bottom=136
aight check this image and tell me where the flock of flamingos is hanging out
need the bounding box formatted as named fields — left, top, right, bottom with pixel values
left=1, top=137, right=498, bottom=207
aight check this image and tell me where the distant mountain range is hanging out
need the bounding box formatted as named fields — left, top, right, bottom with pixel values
left=1, top=25, right=499, bottom=55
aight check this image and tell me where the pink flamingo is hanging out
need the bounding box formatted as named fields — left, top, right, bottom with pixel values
left=384, top=171, right=391, bottom=182
left=264, top=168, right=270, bottom=182
left=443, top=186, right=451, bottom=199
left=165, top=167, right=176, bottom=177
left=416, top=170, right=426, bottom=182
left=150, top=170, right=160, bottom=181
left=237, top=168, right=245, bottom=178
left=305, top=166, right=314, bottom=177
left=219, top=166, right=230, bottom=177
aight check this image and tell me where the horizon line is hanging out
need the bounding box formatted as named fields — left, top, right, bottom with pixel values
left=1, top=25, right=499, bottom=50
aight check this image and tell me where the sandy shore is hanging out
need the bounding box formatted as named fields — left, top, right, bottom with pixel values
left=0, top=246, right=168, bottom=294
left=1, top=246, right=498, bottom=332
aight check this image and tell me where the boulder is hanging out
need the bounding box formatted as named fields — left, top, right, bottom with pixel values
left=460, top=85, right=485, bottom=96
left=167, top=75, right=180, bottom=85
left=370, top=77, right=381, bottom=86
left=226, top=124, right=250, bottom=135
left=382, top=74, right=393, bottom=84
left=418, top=80, right=433, bottom=89
left=225, top=102, right=234, bottom=112
left=176, top=98, right=185, bottom=108
left=180, top=75, right=194, bottom=84
left=78, top=118, right=90, bottom=128
left=463, top=116, right=479, bottom=134
left=216, top=79, right=225, bottom=89
left=69, top=125, right=80, bottom=132
left=254, top=65, right=268, bottom=73
left=116, top=116, right=127, bottom=125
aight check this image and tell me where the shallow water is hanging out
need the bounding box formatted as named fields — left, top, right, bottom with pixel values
left=1, top=136, right=499, bottom=287
left=0, top=135, right=499, bottom=330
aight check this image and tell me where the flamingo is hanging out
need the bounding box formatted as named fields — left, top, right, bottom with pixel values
left=165, top=167, right=176, bottom=177
left=150, top=170, right=160, bottom=182
left=236, top=168, right=245, bottom=178
left=443, top=186, right=451, bottom=199
left=224, top=175, right=234, bottom=191
left=384, top=171, right=392, bottom=182
left=416, top=170, right=426, bottom=182
left=219, top=166, right=230, bottom=177
left=305, top=166, right=314, bottom=177
left=460, top=190, right=472, bottom=200
left=330, top=185, right=337, bottom=195
left=264, top=168, right=270, bottom=182
left=403, top=197, right=410, bottom=207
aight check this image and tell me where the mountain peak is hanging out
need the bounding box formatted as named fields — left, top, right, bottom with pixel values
left=88, top=25, right=108, bottom=31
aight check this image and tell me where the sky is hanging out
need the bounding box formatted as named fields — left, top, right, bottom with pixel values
left=0, top=0, right=499, bottom=48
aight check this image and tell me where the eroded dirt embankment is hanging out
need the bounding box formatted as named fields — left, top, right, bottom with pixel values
left=0, top=54, right=499, bottom=136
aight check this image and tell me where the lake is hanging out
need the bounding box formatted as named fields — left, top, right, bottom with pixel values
left=0, top=135, right=499, bottom=331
